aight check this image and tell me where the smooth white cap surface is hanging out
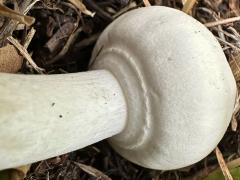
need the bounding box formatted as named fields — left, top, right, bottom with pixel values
left=90, top=6, right=237, bottom=170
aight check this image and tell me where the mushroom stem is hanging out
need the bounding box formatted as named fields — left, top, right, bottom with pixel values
left=0, top=70, right=127, bottom=170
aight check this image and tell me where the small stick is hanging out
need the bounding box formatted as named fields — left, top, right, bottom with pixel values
left=182, top=0, right=197, bottom=14
left=215, top=147, right=233, bottom=180
left=216, top=37, right=240, bottom=50
left=143, top=0, right=151, bottom=6
left=7, top=36, right=44, bottom=74
left=48, top=27, right=83, bottom=64
left=231, top=92, right=239, bottom=131
left=23, top=27, right=36, bottom=49
left=205, top=16, right=240, bottom=27
left=74, top=162, right=111, bottom=180
left=23, top=0, right=41, bottom=15
left=68, top=0, right=95, bottom=17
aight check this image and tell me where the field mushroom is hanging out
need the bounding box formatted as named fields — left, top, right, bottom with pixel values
left=0, top=6, right=237, bottom=170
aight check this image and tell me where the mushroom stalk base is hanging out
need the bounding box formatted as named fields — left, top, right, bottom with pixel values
left=0, top=70, right=127, bottom=170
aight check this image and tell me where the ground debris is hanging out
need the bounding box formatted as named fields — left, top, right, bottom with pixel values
left=74, top=162, right=111, bottom=180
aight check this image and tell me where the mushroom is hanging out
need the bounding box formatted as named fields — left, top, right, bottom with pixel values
left=0, top=6, right=237, bottom=170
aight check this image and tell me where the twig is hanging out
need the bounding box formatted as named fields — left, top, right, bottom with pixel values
left=7, top=36, right=44, bottom=74
left=73, top=33, right=100, bottom=50
left=205, top=16, right=240, bottom=27
left=23, top=27, right=36, bottom=49
left=23, top=0, right=41, bottom=15
left=215, top=147, right=233, bottom=180
left=231, top=90, right=239, bottom=131
left=47, top=27, right=83, bottom=64
left=182, top=0, right=197, bottom=14
left=74, top=162, right=111, bottom=180
left=216, top=37, right=240, bottom=50
left=84, top=0, right=113, bottom=21
left=228, top=27, right=240, bottom=39
left=68, top=0, right=95, bottom=17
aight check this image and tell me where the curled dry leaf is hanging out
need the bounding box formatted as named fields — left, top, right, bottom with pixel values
left=0, top=44, right=23, bottom=72
left=74, top=162, right=111, bottom=180
left=0, top=4, right=35, bottom=26
left=68, top=0, right=95, bottom=17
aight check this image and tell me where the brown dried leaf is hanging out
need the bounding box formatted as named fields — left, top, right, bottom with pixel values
left=68, top=0, right=95, bottom=17
left=229, top=53, right=240, bottom=131
left=0, top=4, right=35, bottom=26
left=212, top=0, right=223, bottom=8
left=215, top=147, right=233, bottom=180
left=0, top=164, right=31, bottom=180
left=229, top=52, right=240, bottom=88
left=229, top=0, right=240, bottom=16
left=74, top=162, right=111, bottom=180
left=0, top=44, right=23, bottom=72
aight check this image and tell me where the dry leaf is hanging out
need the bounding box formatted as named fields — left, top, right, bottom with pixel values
left=68, top=0, right=95, bottom=17
left=229, top=0, right=240, bottom=16
left=229, top=53, right=240, bottom=131
left=229, top=52, right=240, bottom=86
left=74, top=162, right=111, bottom=180
left=0, top=4, right=35, bottom=26
left=0, top=44, right=23, bottom=72
left=0, top=164, right=31, bottom=180
left=215, top=147, right=233, bottom=180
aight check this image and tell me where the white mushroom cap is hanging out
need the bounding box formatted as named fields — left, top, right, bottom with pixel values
left=90, top=6, right=237, bottom=170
